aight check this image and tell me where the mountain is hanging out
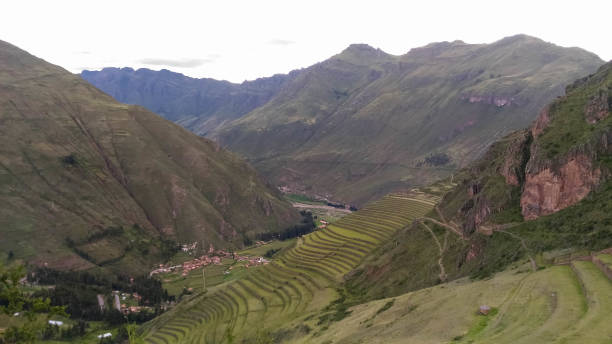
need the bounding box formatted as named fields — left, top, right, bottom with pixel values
left=216, top=35, right=604, bottom=205
left=344, top=61, right=612, bottom=301
left=83, top=35, right=604, bottom=206
left=80, top=67, right=297, bottom=136
left=0, top=40, right=300, bottom=274
left=141, top=57, right=612, bottom=343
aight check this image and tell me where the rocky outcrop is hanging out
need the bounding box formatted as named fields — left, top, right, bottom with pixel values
left=521, top=153, right=602, bottom=219
left=531, top=105, right=551, bottom=137
left=499, top=130, right=531, bottom=186
left=585, top=90, right=610, bottom=124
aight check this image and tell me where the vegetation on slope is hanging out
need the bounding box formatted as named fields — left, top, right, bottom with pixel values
left=0, top=40, right=299, bottom=275
left=216, top=35, right=603, bottom=205
left=80, top=68, right=295, bottom=136
left=141, top=195, right=433, bottom=343
left=316, top=259, right=612, bottom=344
left=83, top=36, right=603, bottom=206
left=344, top=62, right=612, bottom=302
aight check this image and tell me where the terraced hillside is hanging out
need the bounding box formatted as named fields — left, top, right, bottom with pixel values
left=316, top=252, right=612, bottom=344
left=142, top=195, right=434, bottom=343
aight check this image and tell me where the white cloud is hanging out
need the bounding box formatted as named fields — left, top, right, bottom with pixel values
left=138, top=57, right=215, bottom=68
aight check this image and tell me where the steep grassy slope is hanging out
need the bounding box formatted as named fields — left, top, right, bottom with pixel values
left=216, top=35, right=603, bottom=205
left=0, top=40, right=299, bottom=274
left=80, top=68, right=295, bottom=136
left=314, top=258, right=612, bottom=344
left=141, top=194, right=434, bottom=343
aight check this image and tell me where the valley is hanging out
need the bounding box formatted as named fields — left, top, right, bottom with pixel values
left=83, top=35, right=603, bottom=206
left=141, top=194, right=435, bottom=343
left=1, top=17, right=612, bottom=344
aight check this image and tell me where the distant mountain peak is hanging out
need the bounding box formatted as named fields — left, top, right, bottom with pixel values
left=336, top=43, right=392, bottom=64
left=344, top=43, right=378, bottom=52
left=494, top=33, right=544, bottom=45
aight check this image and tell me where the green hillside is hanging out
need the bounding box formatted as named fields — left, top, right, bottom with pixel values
left=141, top=194, right=434, bottom=343
left=216, top=35, right=603, bottom=205
left=0, top=40, right=299, bottom=275
left=314, top=256, right=612, bottom=344
left=343, top=61, right=612, bottom=303
left=82, top=36, right=603, bottom=207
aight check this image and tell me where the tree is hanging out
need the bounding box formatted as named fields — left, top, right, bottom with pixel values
left=0, top=264, right=67, bottom=343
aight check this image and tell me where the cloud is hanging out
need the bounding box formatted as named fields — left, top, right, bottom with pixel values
left=267, top=39, right=296, bottom=46
left=137, top=57, right=216, bottom=68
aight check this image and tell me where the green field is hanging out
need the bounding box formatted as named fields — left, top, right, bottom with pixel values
left=141, top=194, right=435, bottom=343
left=237, top=239, right=296, bottom=257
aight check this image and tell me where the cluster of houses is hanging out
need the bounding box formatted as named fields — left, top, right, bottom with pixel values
left=180, top=255, right=222, bottom=276
left=150, top=244, right=272, bottom=278
left=318, top=219, right=329, bottom=229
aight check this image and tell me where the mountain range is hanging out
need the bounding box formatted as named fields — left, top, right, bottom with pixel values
left=82, top=35, right=604, bottom=206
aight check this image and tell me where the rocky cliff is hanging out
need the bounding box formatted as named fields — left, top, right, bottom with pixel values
left=345, top=63, right=612, bottom=301
left=440, top=61, right=612, bottom=231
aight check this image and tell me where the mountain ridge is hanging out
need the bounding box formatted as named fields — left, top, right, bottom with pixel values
left=82, top=35, right=605, bottom=206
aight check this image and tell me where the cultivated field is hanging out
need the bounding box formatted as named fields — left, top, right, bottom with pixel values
left=142, top=194, right=435, bottom=343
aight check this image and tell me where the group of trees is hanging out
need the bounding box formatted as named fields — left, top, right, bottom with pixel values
left=0, top=264, right=67, bottom=343
left=254, top=211, right=316, bottom=242
left=29, top=268, right=172, bottom=322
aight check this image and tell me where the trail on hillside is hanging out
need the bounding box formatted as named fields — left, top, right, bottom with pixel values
left=420, top=222, right=447, bottom=282
left=419, top=217, right=465, bottom=239
left=496, top=229, right=537, bottom=272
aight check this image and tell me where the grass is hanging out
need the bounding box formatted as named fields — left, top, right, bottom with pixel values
left=0, top=39, right=301, bottom=277
left=238, top=239, right=296, bottom=257
left=596, top=253, right=612, bottom=267
left=161, top=258, right=234, bottom=297
left=312, top=259, right=612, bottom=344
left=284, top=194, right=326, bottom=205
left=141, top=194, right=434, bottom=343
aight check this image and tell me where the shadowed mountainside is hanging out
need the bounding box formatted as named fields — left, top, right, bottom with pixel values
left=81, top=67, right=297, bottom=136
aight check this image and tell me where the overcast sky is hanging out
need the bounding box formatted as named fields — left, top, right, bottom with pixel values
left=2, top=0, right=611, bottom=83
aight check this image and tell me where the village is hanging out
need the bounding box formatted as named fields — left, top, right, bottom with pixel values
left=150, top=242, right=271, bottom=279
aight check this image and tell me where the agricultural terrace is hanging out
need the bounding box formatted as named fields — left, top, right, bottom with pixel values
left=315, top=252, right=612, bottom=344
left=142, top=194, right=435, bottom=343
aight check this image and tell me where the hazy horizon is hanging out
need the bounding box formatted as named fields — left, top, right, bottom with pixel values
left=3, top=0, right=611, bottom=82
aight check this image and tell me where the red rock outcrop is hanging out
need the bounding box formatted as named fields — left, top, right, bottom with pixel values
left=521, top=154, right=601, bottom=219
left=585, top=90, right=610, bottom=124
left=499, top=131, right=531, bottom=186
